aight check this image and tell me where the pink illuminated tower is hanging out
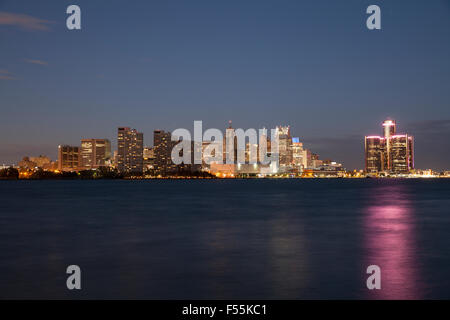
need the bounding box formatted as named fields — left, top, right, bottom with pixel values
left=382, top=119, right=396, bottom=170
left=365, top=119, right=414, bottom=174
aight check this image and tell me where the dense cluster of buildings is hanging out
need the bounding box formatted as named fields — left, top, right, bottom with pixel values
left=8, top=118, right=447, bottom=178
left=15, top=123, right=344, bottom=178
left=204, top=124, right=345, bottom=177
left=58, top=138, right=112, bottom=171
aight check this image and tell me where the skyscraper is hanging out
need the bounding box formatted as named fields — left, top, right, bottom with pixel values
left=364, top=136, right=385, bottom=173
left=117, top=127, right=144, bottom=173
left=364, top=119, right=414, bottom=174
left=80, top=139, right=111, bottom=169
left=58, top=145, right=80, bottom=171
left=276, top=126, right=292, bottom=173
left=382, top=119, right=396, bottom=170
left=153, top=130, right=174, bottom=174
left=292, top=138, right=307, bottom=172
left=224, top=121, right=237, bottom=164
left=390, top=134, right=414, bottom=173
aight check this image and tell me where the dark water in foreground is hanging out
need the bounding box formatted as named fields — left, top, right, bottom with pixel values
left=0, top=179, right=449, bottom=299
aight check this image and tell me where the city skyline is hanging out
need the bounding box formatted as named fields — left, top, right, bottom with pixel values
left=1, top=1, right=450, bottom=170
left=2, top=1, right=450, bottom=304
left=3, top=118, right=449, bottom=177
left=1, top=118, right=450, bottom=172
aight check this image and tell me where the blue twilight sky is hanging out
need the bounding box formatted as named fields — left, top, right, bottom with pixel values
left=0, top=0, right=449, bottom=170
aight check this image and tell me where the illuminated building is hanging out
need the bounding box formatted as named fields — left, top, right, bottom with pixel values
left=302, top=162, right=345, bottom=178
left=244, top=142, right=258, bottom=164
left=305, top=149, right=312, bottom=168
left=292, top=138, right=307, bottom=172
left=364, top=119, right=414, bottom=173
left=309, top=153, right=323, bottom=169
left=80, top=139, right=111, bottom=169
left=143, top=146, right=155, bottom=171
left=276, top=125, right=292, bottom=173
left=153, top=130, right=175, bottom=174
left=117, top=127, right=144, bottom=173
left=223, top=121, right=237, bottom=164
left=30, top=156, right=51, bottom=168
left=382, top=119, right=396, bottom=169
left=209, top=163, right=236, bottom=177
left=365, top=136, right=385, bottom=173
left=58, top=145, right=80, bottom=171
left=112, top=150, right=118, bottom=168
left=19, top=156, right=51, bottom=169
left=236, top=163, right=261, bottom=177
left=390, top=134, right=414, bottom=173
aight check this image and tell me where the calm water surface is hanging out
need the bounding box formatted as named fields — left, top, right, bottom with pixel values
left=0, top=179, right=449, bottom=299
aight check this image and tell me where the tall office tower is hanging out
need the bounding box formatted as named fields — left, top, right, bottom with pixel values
left=58, top=145, right=80, bottom=171
left=364, top=136, right=385, bottom=173
left=80, top=139, right=111, bottom=169
left=223, top=121, right=237, bottom=164
left=364, top=119, right=414, bottom=173
left=117, top=127, right=144, bottom=173
left=153, top=130, right=175, bottom=174
left=390, top=134, right=414, bottom=173
left=276, top=126, right=292, bottom=172
left=292, top=138, right=307, bottom=171
left=382, top=119, right=396, bottom=169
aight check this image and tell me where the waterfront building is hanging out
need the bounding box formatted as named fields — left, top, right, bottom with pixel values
left=117, top=127, right=144, bottom=173
left=223, top=121, right=238, bottom=164
left=390, top=134, right=414, bottom=173
left=292, top=138, right=307, bottom=173
left=153, top=130, right=175, bottom=174
left=30, top=156, right=51, bottom=168
left=209, top=163, right=236, bottom=177
left=58, top=145, right=80, bottom=171
left=80, top=139, right=111, bottom=169
left=364, top=119, right=414, bottom=173
left=143, top=146, right=155, bottom=171
left=365, top=136, right=385, bottom=173
left=19, top=156, right=49, bottom=169
left=276, top=126, right=292, bottom=173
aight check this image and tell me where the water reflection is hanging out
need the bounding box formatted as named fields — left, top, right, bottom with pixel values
left=268, top=213, right=310, bottom=299
left=364, top=183, right=422, bottom=299
left=202, top=202, right=310, bottom=298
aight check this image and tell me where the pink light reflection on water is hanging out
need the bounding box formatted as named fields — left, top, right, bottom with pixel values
left=364, top=185, right=422, bottom=299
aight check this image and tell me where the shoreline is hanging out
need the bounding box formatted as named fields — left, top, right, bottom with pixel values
left=1, top=176, right=449, bottom=181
